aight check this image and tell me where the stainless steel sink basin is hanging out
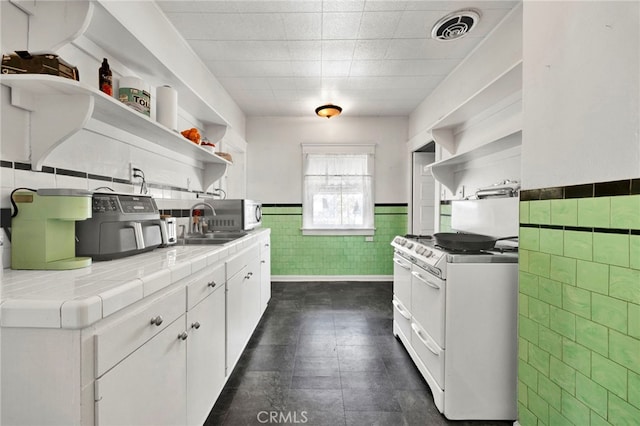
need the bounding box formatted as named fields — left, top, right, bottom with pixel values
left=178, top=231, right=247, bottom=245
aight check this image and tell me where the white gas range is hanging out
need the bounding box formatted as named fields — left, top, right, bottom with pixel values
left=391, top=198, right=519, bottom=421
left=391, top=234, right=518, bottom=279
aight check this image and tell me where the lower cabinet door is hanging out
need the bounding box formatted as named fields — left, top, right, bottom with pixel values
left=186, top=286, right=226, bottom=426
left=94, top=317, right=187, bottom=426
left=244, top=255, right=262, bottom=333
left=226, top=267, right=246, bottom=372
left=260, top=237, right=271, bottom=314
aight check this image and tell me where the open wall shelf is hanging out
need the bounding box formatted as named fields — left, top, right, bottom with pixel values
left=1, top=74, right=230, bottom=188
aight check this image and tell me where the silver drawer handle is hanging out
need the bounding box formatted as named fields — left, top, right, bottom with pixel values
left=392, top=300, right=411, bottom=320
left=411, top=323, right=439, bottom=356
left=178, top=332, right=188, bottom=341
left=411, top=271, right=440, bottom=289
left=150, top=316, right=163, bottom=326
left=261, top=260, right=266, bottom=264
left=393, top=258, right=411, bottom=270
left=207, top=281, right=217, bottom=288
left=191, top=322, right=201, bottom=329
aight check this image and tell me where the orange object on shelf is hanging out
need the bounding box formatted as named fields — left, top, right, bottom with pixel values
left=180, top=127, right=201, bottom=145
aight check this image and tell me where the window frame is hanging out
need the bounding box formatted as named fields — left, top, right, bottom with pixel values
left=301, top=143, right=376, bottom=236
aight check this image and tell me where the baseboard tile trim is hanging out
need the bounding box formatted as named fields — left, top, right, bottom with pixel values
left=271, top=275, right=392, bottom=282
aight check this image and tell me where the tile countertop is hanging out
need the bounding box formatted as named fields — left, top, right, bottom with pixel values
left=0, top=229, right=269, bottom=329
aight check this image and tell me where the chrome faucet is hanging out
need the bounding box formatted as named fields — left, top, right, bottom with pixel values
left=189, top=202, right=216, bottom=234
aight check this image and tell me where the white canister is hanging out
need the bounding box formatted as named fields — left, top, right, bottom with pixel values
left=119, top=76, right=151, bottom=116
left=156, top=85, right=178, bottom=130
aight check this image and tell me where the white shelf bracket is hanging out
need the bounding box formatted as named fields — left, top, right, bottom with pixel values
left=429, top=166, right=456, bottom=195
left=22, top=0, right=93, bottom=52
left=30, top=94, right=95, bottom=171
left=431, top=128, right=456, bottom=155
left=203, top=163, right=229, bottom=192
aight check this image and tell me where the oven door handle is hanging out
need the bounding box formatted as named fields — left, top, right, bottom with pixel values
left=392, top=299, right=411, bottom=320
left=411, top=323, right=440, bottom=356
left=411, top=271, right=440, bottom=289
left=393, top=258, right=411, bottom=270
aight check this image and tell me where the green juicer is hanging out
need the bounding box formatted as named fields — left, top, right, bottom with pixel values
left=11, top=189, right=92, bottom=270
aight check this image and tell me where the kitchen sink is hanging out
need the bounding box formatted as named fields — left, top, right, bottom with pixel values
left=178, top=231, right=248, bottom=245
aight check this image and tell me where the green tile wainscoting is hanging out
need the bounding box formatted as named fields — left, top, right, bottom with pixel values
left=262, top=204, right=407, bottom=278
left=518, top=180, right=640, bottom=426
left=440, top=201, right=452, bottom=233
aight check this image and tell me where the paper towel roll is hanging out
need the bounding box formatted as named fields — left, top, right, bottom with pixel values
left=156, top=85, right=178, bottom=131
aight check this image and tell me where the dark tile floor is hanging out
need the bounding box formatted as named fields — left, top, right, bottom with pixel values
left=205, top=281, right=514, bottom=426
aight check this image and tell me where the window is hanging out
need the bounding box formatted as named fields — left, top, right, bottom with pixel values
left=302, top=144, right=375, bottom=235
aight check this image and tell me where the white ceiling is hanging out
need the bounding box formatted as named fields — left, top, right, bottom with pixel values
left=157, top=1, right=519, bottom=118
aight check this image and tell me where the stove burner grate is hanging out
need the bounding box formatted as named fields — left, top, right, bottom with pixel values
left=435, top=245, right=487, bottom=254
left=404, top=234, right=433, bottom=240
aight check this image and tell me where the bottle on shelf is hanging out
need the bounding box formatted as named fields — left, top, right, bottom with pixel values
left=99, top=58, right=113, bottom=96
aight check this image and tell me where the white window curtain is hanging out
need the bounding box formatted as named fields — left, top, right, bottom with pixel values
left=302, top=144, right=375, bottom=235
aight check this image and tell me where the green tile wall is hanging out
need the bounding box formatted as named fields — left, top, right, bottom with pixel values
left=518, top=194, right=640, bottom=426
left=440, top=202, right=452, bottom=232
left=262, top=205, right=407, bottom=276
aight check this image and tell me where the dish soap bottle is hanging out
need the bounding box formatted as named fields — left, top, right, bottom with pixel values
left=99, top=58, right=113, bottom=96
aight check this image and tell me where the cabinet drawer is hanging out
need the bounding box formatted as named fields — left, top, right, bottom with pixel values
left=94, top=286, right=186, bottom=378
left=392, top=296, right=412, bottom=342
left=227, top=244, right=260, bottom=279
left=411, top=265, right=446, bottom=348
left=411, top=321, right=445, bottom=390
left=186, top=262, right=225, bottom=310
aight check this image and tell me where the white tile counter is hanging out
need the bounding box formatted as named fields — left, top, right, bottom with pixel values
left=0, top=229, right=269, bottom=329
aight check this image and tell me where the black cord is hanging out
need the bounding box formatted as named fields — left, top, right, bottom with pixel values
left=10, top=187, right=36, bottom=218
left=132, top=168, right=147, bottom=194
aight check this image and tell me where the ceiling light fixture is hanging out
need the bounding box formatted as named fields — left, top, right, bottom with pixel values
left=315, top=104, right=342, bottom=119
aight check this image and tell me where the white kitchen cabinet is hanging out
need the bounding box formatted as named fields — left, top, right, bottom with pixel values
left=245, top=253, right=262, bottom=332
left=95, top=316, right=188, bottom=426
left=186, top=283, right=226, bottom=426
left=226, top=263, right=248, bottom=373
left=259, top=235, right=271, bottom=314
left=0, top=230, right=272, bottom=425
left=225, top=243, right=261, bottom=373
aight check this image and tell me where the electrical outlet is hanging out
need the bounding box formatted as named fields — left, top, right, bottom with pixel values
left=365, top=236, right=374, bottom=242
left=129, top=163, right=138, bottom=182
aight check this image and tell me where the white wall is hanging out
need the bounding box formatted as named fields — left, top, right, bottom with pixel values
left=0, top=0, right=246, bottom=197
left=246, top=116, right=409, bottom=204
left=0, top=0, right=247, bottom=270
left=409, top=3, right=523, bottom=142
left=521, top=1, right=640, bottom=189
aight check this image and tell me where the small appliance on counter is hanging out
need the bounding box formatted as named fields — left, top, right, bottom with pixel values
left=11, top=188, right=92, bottom=270
left=76, top=191, right=167, bottom=260
left=159, top=216, right=177, bottom=247
left=207, top=199, right=262, bottom=231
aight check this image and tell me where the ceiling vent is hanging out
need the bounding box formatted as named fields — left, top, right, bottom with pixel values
left=431, top=9, right=481, bottom=41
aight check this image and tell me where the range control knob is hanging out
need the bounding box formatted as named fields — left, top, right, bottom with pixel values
left=406, top=243, right=414, bottom=249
